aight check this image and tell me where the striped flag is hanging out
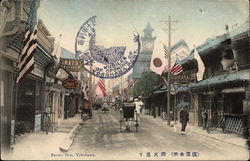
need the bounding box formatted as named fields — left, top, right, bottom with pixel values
left=163, top=43, right=169, bottom=58
left=16, top=0, right=37, bottom=83
left=170, top=62, right=183, bottom=76
left=97, top=79, right=106, bottom=97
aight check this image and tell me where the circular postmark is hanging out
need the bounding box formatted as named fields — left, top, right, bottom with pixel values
left=75, top=16, right=141, bottom=78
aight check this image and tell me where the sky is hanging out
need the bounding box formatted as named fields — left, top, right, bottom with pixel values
left=38, top=0, right=249, bottom=53
left=37, top=0, right=248, bottom=94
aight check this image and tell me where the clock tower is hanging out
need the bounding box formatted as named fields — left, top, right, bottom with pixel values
left=128, top=22, right=157, bottom=81
left=141, top=22, right=156, bottom=52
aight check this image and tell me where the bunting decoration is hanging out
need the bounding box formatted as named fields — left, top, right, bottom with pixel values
left=16, top=0, right=37, bottom=83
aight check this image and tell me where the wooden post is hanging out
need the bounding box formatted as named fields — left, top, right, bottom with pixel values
left=167, top=16, right=172, bottom=126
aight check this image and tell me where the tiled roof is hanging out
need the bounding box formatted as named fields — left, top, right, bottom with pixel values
left=112, top=84, right=120, bottom=91
left=179, top=22, right=249, bottom=65
left=171, top=39, right=189, bottom=51
left=61, top=48, right=76, bottom=59
left=189, top=69, right=249, bottom=89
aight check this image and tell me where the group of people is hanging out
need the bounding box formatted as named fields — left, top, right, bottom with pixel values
left=80, top=96, right=209, bottom=136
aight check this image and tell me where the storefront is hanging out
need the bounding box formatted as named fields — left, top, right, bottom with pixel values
left=16, top=76, right=44, bottom=133
left=0, top=53, right=17, bottom=156
left=188, top=69, right=250, bottom=135
left=152, top=86, right=167, bottom=117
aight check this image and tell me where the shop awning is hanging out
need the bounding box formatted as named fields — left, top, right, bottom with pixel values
left=177, top=85, right=190, bottom=93
left=48, top=83, right=69, bottom=93
left=221, top=87, right=246, bottom=93
left=176, top=102, right=190, bottom=110
left=189, top=69, right=250, bottom=90
left=112, top=84, right=120, bottom=91
left=153, top=84, right=181, bottom=95
left=153, top=85, right=167, bottom=94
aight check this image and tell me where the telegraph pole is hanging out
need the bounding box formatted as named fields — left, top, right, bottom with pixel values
left=120, top=76, right=123, bottom=102
left=89, top=65, right=93, bottom=107
left=167, top=16, right=172, bottom=126
left=89, top=38, right=94, bottom=110
left=162, top=16, right=177, bottom=126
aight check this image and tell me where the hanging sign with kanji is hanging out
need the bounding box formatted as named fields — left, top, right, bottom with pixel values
left=62, top=78, right=78, bottom=89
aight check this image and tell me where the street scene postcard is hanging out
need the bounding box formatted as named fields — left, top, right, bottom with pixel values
left=0, top=0, right=250, bottom=160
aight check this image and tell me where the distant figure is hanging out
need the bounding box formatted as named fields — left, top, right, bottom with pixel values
left=82, top=99, right=91, bottom=119
left=201, top=108, right=208, bottom=130
left=102, top=102, right=109, bottom=113
left=180, top=107, right=189, bottom=135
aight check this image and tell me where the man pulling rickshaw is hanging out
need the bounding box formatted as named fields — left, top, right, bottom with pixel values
left=119, top=97, right=143, bottom=132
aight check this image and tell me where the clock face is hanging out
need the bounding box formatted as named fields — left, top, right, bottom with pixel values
left=146, top=42, right=153, bottom=49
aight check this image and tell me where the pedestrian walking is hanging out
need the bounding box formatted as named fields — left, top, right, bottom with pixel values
left=134, top=98, right=143, bottom=123
left=180, top=107, right=189, bottom=135
left=150, top=103, right=156, bottom=118
left=201, top=108, right=208, bottom=130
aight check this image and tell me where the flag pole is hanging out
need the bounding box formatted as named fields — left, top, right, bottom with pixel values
left=89, top=63, right=93, bottom=111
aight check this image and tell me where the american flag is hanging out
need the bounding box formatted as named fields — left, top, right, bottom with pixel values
left=97, top=79, right=106, bottom=97
left=163, top=43, right=169, bottom=59
left=170, top=62, right=183, bottom=76
left=163, top=62, right=183, bottom=76
left=16, top=0, right=37, bottom=83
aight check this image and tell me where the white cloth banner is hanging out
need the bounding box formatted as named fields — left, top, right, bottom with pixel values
left=52, top=38, right=61, bottom=63
left=194, top=48, right=205, bottom=81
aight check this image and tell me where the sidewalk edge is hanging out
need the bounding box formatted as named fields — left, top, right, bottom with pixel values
left=59, top=122, right=82, bottom=152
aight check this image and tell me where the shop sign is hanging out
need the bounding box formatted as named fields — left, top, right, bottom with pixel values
left=62, top=78, right=78, bottom=89
left=61, top=59, right=83, bottom=72
left=171, top=73, right=196, bottom=83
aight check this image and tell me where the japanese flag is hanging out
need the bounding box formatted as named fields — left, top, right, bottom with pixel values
left=150, top=41, right=176, bottom=75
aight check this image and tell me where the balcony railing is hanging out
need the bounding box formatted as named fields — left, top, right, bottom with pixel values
left=37, top=26, right=54, bottom=54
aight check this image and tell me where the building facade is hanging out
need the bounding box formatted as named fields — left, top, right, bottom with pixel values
left=176, top=22, right=250, bottom=136
left=0, top=0, right=56, bottom=156
left=148, top=40, right=190, bottom=116
left=60, top=47, right=85, bottom=118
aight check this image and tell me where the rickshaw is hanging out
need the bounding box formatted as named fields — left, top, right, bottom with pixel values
left=119, top=103, right=139, bottom=132
left=101, top=102, right=109, bottom=113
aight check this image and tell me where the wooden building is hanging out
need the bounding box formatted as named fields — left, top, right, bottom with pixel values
left=176, top=22, right=250, bottom=136
left=0, top=0, right=55, bottom=156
